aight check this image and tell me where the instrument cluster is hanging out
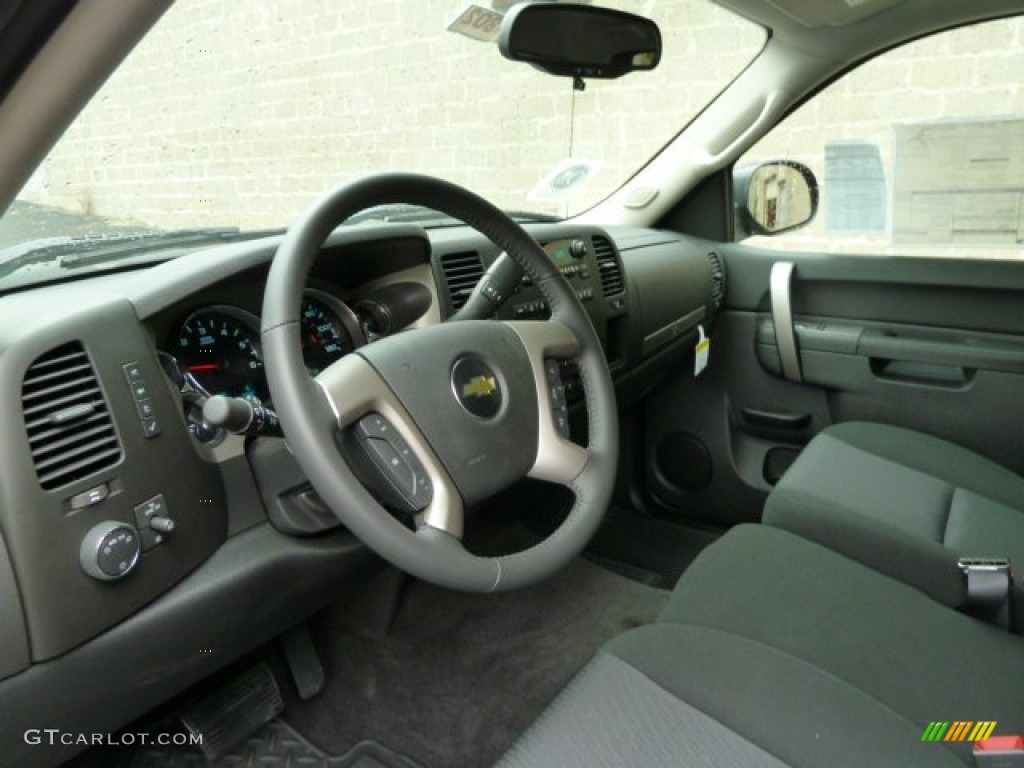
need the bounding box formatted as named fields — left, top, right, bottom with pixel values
left=168, top=288, right=363, bottom=402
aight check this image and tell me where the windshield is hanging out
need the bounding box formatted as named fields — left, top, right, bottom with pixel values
left=0, top=1, right=764, bottom=269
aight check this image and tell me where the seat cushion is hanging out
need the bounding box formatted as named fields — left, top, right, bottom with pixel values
left=763, top=421, right=1024, bottom=607
left=659, top=525, right=1024, bottom=765
left=498, top=525, right=1023, bottom=767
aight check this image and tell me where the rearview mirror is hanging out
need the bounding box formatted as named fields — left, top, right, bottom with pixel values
left=734, top=161, right=819, bottom=237
left=499, top=3, right=662, bottom=80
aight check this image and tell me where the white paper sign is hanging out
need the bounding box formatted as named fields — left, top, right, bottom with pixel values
left=694, top=325, right=710, bottom=377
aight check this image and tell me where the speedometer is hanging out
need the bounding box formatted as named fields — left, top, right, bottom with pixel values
left=171, top=307, right=267, bottom=400
left=300, top=290, right=361, bottom=375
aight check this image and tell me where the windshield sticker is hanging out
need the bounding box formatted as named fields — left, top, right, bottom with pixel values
left=446, top=4, right=504, bottom=43
left=528, top=159, right=600, bottom=203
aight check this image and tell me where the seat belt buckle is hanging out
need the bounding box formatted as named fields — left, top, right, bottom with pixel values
left=958, top=558, right=1013, bottom=630
left=974, top=734, right=1024, bottom=767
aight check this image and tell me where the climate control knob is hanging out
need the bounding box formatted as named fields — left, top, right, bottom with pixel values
left=79, top=521, right=141, bottom=581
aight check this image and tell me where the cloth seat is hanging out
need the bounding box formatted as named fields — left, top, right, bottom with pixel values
left=763, top=421, right=1024, bottom=610
left=496, top=525, right=1024, bottom=768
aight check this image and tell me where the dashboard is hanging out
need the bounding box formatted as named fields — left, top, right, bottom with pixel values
left=0, top=218, right=721, bottom=767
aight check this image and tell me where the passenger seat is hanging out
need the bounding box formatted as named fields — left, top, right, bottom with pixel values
left=763, top=421, right=1024, bottom=624
left=497, top=525, right=1024, bottom=767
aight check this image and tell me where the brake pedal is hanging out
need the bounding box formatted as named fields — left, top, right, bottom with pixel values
left=179, top=662, right=283, bottom=760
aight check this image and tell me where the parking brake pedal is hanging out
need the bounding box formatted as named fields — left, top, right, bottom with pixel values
left=281, top=622, right=325, bottom=700
left=179, top=662, right=283, bottom=760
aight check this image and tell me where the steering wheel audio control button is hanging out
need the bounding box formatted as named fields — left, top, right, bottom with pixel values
left=355, top=413, right=433, bottom=511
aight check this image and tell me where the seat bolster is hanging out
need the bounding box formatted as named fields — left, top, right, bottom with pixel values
left=766, top=432, right=954, bottom=541
left=765, top=487, right=965, bottom=607
left=946, top=489, right=1024, bottom=567
left=823, top=422, right=1024, bottom=512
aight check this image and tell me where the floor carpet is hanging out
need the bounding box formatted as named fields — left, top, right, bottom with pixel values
left=280, top=556, right=669, bottom=768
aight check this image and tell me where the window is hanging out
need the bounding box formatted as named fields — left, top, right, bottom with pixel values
left=738, top=16, right=1024, bottom=259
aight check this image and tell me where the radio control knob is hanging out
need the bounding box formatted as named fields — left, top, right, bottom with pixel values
left=79, top=521, right=141, bottom=581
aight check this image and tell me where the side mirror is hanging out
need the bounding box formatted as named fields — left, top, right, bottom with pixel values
left=498, top=3, right=661, bottom=80
left=734, top=161, right=819, bottom=237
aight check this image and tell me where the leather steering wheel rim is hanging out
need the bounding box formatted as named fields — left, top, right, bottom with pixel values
left=261, top=173, right=618, bottom=592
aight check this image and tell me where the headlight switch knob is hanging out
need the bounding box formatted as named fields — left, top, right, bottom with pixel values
left=79, top=521, right=141, bottom=581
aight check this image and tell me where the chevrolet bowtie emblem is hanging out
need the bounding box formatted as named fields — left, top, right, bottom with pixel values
left=462, top=375, right=498, bottom=399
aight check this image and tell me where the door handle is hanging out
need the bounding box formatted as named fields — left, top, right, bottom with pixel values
left=741, top=408, right=811, bottom=430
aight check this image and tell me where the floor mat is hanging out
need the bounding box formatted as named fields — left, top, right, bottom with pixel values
left=585, top=508, right=721, bottom=589
left=280, top=556, right=669, bottom=768
left=130, top=720, right=421, bottom=768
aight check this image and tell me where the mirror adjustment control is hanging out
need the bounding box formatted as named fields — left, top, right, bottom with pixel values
left=80, top=521, right=141, bottom=581
left=133, top=494, right=174, bottom=550
left=149, top=516, right=176, bottom=533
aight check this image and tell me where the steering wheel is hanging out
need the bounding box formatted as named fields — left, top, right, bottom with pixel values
left=261, top=173, right=617, bottom=592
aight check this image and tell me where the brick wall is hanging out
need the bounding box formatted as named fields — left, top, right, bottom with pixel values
left=21, top=0, right=761, bottom=229
left=20, top=2, right=1022, bottom=251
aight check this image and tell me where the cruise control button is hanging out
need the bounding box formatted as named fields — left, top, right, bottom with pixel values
left=554, top=407, right=570, bottom=438
left=545, top=359, right=562, bottom=385
left=549, top=384, right=566, bottom=407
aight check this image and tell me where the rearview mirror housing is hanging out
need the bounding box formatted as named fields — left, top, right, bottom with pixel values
left=734, top=161, right=819, bottom=237
left=498, top=3, right=662, bottom=80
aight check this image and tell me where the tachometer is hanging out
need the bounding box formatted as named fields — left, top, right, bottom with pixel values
left=300, top=290, right=362, bottom=375
left=171, top=307, right=267, bottom=400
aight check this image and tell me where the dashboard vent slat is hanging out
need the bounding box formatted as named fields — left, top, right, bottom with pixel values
left=439, top=251, right=485, bottom=311
left=707, top=251, right=726, bottom=310
left=22, top=341, right=122, bottom=490
left=591, top=235, right=624, bottom=297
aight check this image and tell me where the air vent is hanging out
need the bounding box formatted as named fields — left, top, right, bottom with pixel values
left=438, top=251, right=484, bottom=311
left=22, top=342, right=121, bottom=490
left=592, top=235, right=624, bottom=297
left=707, top=251, right=726, bottom=309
